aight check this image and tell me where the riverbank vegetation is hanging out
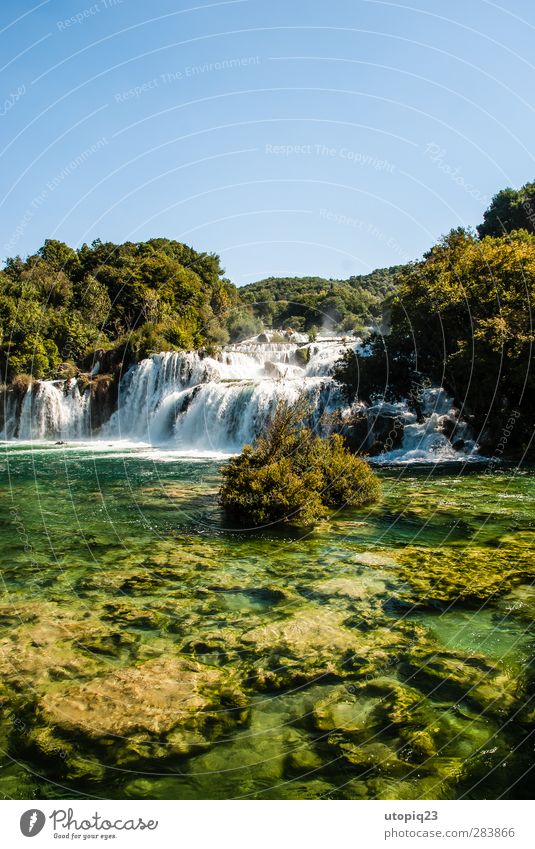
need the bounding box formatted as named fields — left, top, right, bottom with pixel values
left=219, top=399, right=381, bottom=527
left=0, top=237, right=245, bottom=381
left=335, top=226, right=535, bottom=456
left=334, top=182, right=535, bottom=456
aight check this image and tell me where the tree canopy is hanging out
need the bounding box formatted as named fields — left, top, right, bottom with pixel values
left=335, top=227, right=535, bottom=455
left=0, top=237, right=241, bottom=380
left=477, top=180, right=535, bottom=238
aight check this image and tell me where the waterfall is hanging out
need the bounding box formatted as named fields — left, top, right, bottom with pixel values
left=104, top=338, right=349, bottom=452
left=365, top=389, right=477, bottom=464
left=1, top=379, right=90, bottom=440
left=0, top=334, right=479, bottom=462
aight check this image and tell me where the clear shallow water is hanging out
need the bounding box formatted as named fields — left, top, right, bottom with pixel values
left=0, top=443, right=533, bottom=800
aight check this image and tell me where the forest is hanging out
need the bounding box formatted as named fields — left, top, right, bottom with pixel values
left=0, top=240, right=402, bottom=384
left=239, top=266, right=402, bottom=335
left=1, top=180, right=534, bottom=458
left=0, top=237, right=248, bottom=381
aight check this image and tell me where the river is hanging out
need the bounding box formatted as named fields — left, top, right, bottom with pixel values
left=0, top=442, right=532, bottom=800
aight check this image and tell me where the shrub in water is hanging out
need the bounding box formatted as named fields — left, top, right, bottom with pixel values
left=219, top=399, right=380, bottom=528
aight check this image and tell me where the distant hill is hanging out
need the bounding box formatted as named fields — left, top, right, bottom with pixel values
left=239, top=266, right=404, bottom=334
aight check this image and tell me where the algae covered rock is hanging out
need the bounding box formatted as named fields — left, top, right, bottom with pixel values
left=316, top=673, right=503, bottom=783
left=100, top=600, right=171, bottom=632
left=187, top=707, right=307, bottom=797
left=285, top=745, right=324, bottom=776
left=240, top=607, right=404, bottom=688
left=33, top=655, right=249, bottom=767
left=0, top=605, right=113, bottom=689
left=395, top=546, right=535, bottom=606
left=321, top=677, right=440, bottom=766
left=282, top=779, right=336, bottom=800
left=401, top=646, right=518, bottom=717
left=312, top=574, right=388, bottom=602
left=330, top=738, right=412, bottom=778
left=312, top=684, right=380, bottom=734
left=23, top=725, right=106, bottom=784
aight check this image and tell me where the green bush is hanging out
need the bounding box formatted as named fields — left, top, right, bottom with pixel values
left=294, top=346, right=310, bottom=366
left=310, top=433, right=381, bottom=508
left=219, top=400, right=380, bottom=528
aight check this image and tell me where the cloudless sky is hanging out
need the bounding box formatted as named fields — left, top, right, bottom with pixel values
left=1, top=0, right=534, bottom=284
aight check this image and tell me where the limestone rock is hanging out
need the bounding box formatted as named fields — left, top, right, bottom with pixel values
left=35, top=655, right=249, bottom=765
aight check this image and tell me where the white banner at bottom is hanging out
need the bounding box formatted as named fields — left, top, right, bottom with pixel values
left=1, top=799, right=533, bottom=848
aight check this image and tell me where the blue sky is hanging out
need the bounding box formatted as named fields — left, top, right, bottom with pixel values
left=1, top=0, right=534, bottom=284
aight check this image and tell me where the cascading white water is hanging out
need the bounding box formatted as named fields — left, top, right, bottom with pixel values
left=366, top=389, right=477, bottom=464
left=0, top=333, right=479, bottom=462
left=104, top=337, right=350, bottom=452
left=1, top=379, right=90, bottom=440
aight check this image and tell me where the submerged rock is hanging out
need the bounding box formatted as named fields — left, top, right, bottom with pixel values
left=331, top=739, right=413, bottom=778
left=312, top=671, right=506, bottom=794
left=401, top=647, right=518, bottom=718
left=33, top=655, right=248, bottom=767
left=100, top=601, right=171, bottom=632
left=312, top=575, right=388, bottom=601
left=282, top=778, right=336, bottom=800
left=0, top=606, right=113, bottom=688
left=240, top=607, right=408, bottom=688
left=285, top=745, right=324, bottom=775
left=312, top=685, right=380, bottom=734
left=394, top=547, right=535, bottom=606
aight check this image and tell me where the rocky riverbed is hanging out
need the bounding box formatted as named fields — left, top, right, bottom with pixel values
left=0, top=443, right=533, bottom=799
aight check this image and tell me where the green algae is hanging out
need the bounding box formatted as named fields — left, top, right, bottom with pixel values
left=393, top=546, right=535, bottom=606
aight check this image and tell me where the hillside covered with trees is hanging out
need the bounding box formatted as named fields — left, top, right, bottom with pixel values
left=335, top=183, right=535, bottom=457
left=0, top=241, right=400, bottom=383
left=239, top=266, right=402, bottom=334
left=2, top=180, right=534, bottom=460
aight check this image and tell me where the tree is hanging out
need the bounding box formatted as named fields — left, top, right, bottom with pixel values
left=0, top=237, right=241, bottom=380
left=336, top=228, right=535, bottom=454
left=226, top=308, right=263, bottom=342
left=38, top=239, right=79, bottom=275
left=477, top=181, right=535, bottom=238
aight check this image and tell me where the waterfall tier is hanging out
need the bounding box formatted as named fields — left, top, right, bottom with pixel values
left=0, top=335, right=478, bottom=462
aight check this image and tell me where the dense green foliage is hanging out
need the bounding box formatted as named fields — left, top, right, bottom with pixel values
left=477, top=180, right=535, bottom=238
left=3, top=180, right=534, bottom=461
left=0, top=238, right=242, bottom=380
left=240, top=267, right=403, bottom=334
left=219, top=400, right=381, bottom=527
left=335, top=227, right=535, bottom=454
left=0, top=236, right=405, bottom=383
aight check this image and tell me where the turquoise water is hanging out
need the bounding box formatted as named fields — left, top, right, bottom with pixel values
left=0, top=443, right=533, bottom=800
